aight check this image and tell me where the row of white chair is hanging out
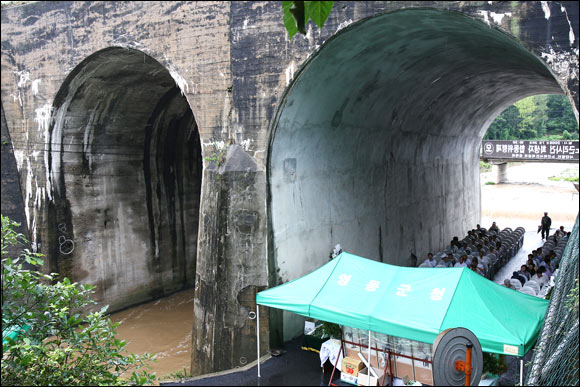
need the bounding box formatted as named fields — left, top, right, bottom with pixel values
left=505, top=233, right=570, bottom=298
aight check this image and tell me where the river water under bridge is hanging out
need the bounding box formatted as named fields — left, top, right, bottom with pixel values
left=110, top=288, right=194, bottom=381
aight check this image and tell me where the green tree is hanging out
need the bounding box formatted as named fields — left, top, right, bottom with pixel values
left=514, top=95, right=547, bottom=138
left=485, top=105, right=522, bottom=140
left=1, top=215, right=156, bottom=386
left=545, top=94, right=578, bottom=138
left=486, top=95, right=578, bottom=140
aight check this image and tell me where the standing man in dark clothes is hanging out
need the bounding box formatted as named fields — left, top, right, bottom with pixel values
left=541, top=212, right=552, bottom=240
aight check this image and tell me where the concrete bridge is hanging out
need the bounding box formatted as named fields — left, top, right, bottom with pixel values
left=1, top=1, right=578, bottom=376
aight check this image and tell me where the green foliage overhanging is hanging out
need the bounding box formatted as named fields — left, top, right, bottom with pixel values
left=485, top=95, right=578, bottom=141
left=282, top=1, right=334, bottom=39
left=1, top=215, right=156, bottom=386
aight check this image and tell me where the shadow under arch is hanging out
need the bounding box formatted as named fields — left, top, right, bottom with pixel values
left=46, top=47, right=203, bottom=312
left=266, top=8, right=564, bottom=343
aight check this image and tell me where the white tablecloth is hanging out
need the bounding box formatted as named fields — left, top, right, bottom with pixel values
left=319, top=338, right=343, bottom=368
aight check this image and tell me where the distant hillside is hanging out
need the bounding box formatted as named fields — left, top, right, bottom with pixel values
left=485, top=94, right=579, bottom=141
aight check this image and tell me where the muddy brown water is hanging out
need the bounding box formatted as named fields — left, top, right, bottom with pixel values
left=109, top=289, right=194, bottom=382
left=110, top=162, right=578, bottom=383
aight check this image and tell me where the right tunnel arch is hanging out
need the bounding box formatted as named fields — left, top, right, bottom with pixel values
left=267, top=8, right=566, bottom=340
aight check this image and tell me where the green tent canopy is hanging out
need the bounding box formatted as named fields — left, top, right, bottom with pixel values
left=256, top=252, right=548, bottom=356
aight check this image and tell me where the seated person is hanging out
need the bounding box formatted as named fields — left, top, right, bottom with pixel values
left=511, top=269, right=526, bottom=286
left=442, top=254, right=455, bottom=267
left=454, top=255, right=468, bottom=268
left=527, top=262, right=536, bottom=276
left=503, top=279, right=513, bottom=289
left=457, top=242, right=469, bottom=255
left=518, top=264, right=531, bottom=281
left=478, top=250, right=489, bottom=265
left=539, top=257, right=553, bottom=279
left=531, top=266, right=548, bottom=288
left=472, top=257, right=485, bottom=276
left=445, top=242, right=458, bottom=253
left=489, top=222, right=500, bottom=233
left=532, top=254, right=543, bottom=269
left=451, top=236, right=461, bottom=249
left=424, top=253, right=437, bottom=267
left=554, top=226, right=566, bottom=239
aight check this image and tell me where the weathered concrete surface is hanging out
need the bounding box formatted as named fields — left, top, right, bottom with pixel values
left=1, top=102, right=30, bottom=255
left=193, top=145, right=268, bottom=374
left=1, top=0, right=578, bottom=377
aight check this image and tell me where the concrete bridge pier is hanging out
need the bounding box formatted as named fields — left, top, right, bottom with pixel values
left=493, top=163, right=509, bottom=184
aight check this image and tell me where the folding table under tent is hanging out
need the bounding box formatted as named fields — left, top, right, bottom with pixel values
left=255, top=252, right=549, bottom=384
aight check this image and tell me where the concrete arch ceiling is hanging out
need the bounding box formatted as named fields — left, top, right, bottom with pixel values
left=269, top=9, right=562, bottom=324
left=48, top=47, right=202, bottom=312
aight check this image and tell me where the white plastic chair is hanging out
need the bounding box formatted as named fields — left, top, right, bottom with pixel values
left=538, top=286, right=550, bottom=298
left=526, top=280, right=540, bottom=294
left=509, top=279, right=522, bottom=291
left=419, top=262, right=432, bottom=268
left=520, top=286, right=537, bottom=296
left=526, top=279, right=540, bottom=294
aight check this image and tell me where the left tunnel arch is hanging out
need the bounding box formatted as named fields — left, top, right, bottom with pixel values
left=46, top=47, right=202, bottom=312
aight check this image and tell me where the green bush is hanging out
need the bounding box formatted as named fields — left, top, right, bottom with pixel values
left=311, top=320, right=342, bottom=340
left=1, top=215, right=156, bottom=386
left=483, top=352, right=507, bottom=376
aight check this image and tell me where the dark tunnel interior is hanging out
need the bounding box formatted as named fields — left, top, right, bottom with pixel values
left=46, top=47, right=202, bottom=312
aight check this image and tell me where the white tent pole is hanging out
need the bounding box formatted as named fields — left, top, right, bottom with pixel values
left=520, top=358, right=523, bottom=386
left=368, top=330, right=372, bottom=386
left=257, top=305, right=261, bottom=378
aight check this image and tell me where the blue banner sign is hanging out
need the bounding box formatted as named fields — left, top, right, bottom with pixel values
left=481, top=140, right=579, bottom=161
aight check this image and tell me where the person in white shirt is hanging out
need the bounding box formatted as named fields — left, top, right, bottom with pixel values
left=531, top=266, right=548, bottom=288
left=472, top=257, right=485, bottom=276
left=454, top=255, right=468, bottom=268
left=539, top=258, right=552, bottom=279
left=442, top=254, right=455, bottom=267
left=554, top=225, right=566, bottom=239
left=424, top=253, right=437, bottom=267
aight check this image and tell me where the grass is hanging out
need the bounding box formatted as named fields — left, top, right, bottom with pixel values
left=548, top=176, right=579, bottom=182
left=485, top=181, right=496, bottom=185
left=161, top=368, right=191, bottom=380
left=480, top=161, right=492, bottom=173
left=548, top=167, right=579, bottom=183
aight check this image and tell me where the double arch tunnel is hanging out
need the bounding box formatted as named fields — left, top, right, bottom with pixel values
left=26, top=6, right=573, bottom=363
left=268, top=9, right=565, bottom=339
left=47, top=47, right=202, bottom=311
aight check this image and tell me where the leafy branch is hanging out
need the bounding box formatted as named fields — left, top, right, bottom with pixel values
left=1, top=215, right=156, bottom=386
left=282, top=1, right=334, bottom=39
